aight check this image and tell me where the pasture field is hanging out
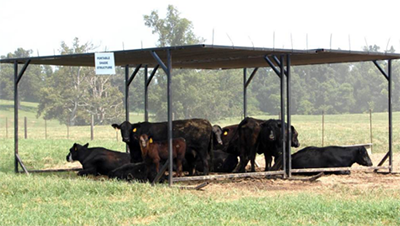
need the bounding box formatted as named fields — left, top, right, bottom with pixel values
left=1, top=100, right=400, bottom=225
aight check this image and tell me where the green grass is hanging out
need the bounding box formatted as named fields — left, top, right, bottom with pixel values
left=1, top=172, right=399, bottom=225
left=1, top=100, right=400, bottom=225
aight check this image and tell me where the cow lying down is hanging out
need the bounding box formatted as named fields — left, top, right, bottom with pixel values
left=108, top=162, right=165, bottom=183
left=291, top=146, right=373, bottom=174
left=66, top=143, right=130, bottom=176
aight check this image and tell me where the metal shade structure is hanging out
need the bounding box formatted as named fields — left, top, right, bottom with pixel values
left=1, top=44, right=399, bottom=182
left=2, top=44, right=400, bottom=68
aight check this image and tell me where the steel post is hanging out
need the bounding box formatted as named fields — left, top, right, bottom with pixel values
left=388, top=60, right=393, bottom=173
left=243, top=68, right=247, bottom=118
left=166, top=49, right=173, bottom=186
left=125, top=65, right=129, bottom=122
left=14, top=61, right=18, bottom=173
left=286, top=54, right=292, bottom=177
left=280, top=55, right=286, bottom=178
left=144, top=65, right=148, bottom=121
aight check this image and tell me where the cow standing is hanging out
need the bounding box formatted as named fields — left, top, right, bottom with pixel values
left=257, top=119, right=300, bottom=171
left=66, top=143, right=130, bottom=176
left=139, top=134, right=186, bottom=177
left=234, top=117, right=300, bottom=173
left=112, top=118, right=213, bottom=175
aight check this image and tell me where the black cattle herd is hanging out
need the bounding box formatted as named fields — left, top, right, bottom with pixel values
left=66, top=117, right=373, bottom=182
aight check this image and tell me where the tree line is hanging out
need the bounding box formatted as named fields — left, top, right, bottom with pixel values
left=0, top=5, right=399, bottom=126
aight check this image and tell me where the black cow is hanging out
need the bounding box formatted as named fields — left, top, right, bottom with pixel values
left=195, top=149, right=238, bottom=173
left=235, top=117, right=300, bottom=173
left=235, top=117, right=264, bottom=172
left=111, top=121, right=143, bottom=163
left=212, top=125, right=224, bottom=148
left=108, top=162, right=163, bottom=182
left=291, top=146, right=373, bottom=174
left=112, top=118, right=213, bottom=175
left=257, top=119, right=300, bottom=171
left=216, top=124, right=239, bottom=154
left=66, top=143, right=130, bottom=176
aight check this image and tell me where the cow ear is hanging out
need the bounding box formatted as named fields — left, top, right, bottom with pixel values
left=112, top=124, right=120, bottom=130
left=84, top=143, right=89, bottom=148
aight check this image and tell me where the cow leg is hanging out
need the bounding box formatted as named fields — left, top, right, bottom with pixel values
left=235, top=154, right=249, bottom=173
left=176, top=158, right=183, bottom=177
left=200, top=152, right=209, bottom=175
left=250, top=150, right=257, bottom=172
left=78, top=168, right=97, bottom=176
left=264, top=153, right=273, bottom=171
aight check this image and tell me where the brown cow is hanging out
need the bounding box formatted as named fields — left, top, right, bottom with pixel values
left=139, top=134, right=186, bottom=177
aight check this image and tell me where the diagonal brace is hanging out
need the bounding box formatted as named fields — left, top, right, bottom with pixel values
left=373, top=60, right=388, bottom=80
left=245, top=68, right=259, bottom=88
left=127, top=64, right=142, bottom=87
left=146, top=65, right=160, bottom=87
left=16, top=60, right=31, bottom=84
left=150, top=51, right=168, bottom=74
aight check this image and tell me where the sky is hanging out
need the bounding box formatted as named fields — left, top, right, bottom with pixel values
left=1, top=0, right=400, bottom=57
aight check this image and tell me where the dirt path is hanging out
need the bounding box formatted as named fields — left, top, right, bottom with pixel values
left=183, top=153, right=400, bottom=193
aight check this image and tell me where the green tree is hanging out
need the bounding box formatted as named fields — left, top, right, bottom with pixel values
left=37, top=38, right=124, bottom=125
left=0, top=48, right=49, bottom=103
left=144, top=5, right=205, bottom=47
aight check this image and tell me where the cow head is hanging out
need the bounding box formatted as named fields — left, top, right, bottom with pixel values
left=112, top=121, right=133, bottom=143
left=212, top=125, right=223, bottom=146
left=139, top=134, right=152, bottom=158
left=66, top=143, right=89, bottom=162
left=356, top=147, right=373, bottom=166
left=290, top=125, right=300, bottom=148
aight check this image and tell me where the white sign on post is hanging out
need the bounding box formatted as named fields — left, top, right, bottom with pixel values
left=95, top=52, right=116, bottom=75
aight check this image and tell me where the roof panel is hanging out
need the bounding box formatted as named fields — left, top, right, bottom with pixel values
left=1, top=44, right=399, bottom=69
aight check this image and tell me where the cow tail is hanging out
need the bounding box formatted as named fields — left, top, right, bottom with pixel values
left=209, top=132, right=214, bottom=172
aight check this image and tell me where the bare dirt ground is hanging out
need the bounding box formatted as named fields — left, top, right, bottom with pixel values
left=183, top=153, right=400, bottom=193
left=65, top=153, right=400, bottom=193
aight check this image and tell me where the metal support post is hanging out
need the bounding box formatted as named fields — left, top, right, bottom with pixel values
left=144, top=65, right=148, bottom=121
left=243, top=68, right=247, bottom=118
left=166, top=50, right=173, bottom=186
left=150, top=51, right=173, bottom=186
left=279, top=55, right=286, bottom=178
left=14, top=61, right=18, bottom=173
left=388, top=60, right=393, bottom=173
left=286, top=54, right=292, bottom=177
left=124, top=65, right=129, bottom=122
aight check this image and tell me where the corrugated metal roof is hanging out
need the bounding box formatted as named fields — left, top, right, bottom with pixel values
left=1, top=44, right=399, bottom=69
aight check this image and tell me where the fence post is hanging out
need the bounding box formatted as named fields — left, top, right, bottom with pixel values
left=322, top=110, right=324, bottom=146
left=67, top=124, right=69, bottom=139
left=90, top=115, right=94, bottom=140
left=24, top=117, right=27, bottom=139
left=6, top=117, right=8, bottom=139
left=369, top=109, right=373, bottom=153
left=45, top=119, right=47, bottom=139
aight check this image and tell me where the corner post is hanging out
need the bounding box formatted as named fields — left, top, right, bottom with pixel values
left=388, top=59, right=393, bottom=173
left=14, top=61, right=18, bottom=173
left=166, top=50, right=173, bottom=186
left=243, top=68, right=247, bottom=118
left=124, top=65, right=129, bottom=122
left=144, top=65, right=149, bottom=121
left=286, top=54, right=292, bottom=178
left=280, top=55, right=286, bottom=178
